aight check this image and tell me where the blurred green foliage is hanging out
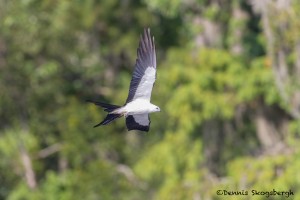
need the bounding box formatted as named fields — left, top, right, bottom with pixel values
left=1, top=0, right=300, bottom=199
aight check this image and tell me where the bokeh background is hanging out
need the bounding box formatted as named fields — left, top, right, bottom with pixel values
left=1, top=0, right=300, bottom=199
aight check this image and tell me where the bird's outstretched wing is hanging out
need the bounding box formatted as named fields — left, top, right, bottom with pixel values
left=126, top=28, right=156, bottom=103
left=126, top=114, right=150, bottom=132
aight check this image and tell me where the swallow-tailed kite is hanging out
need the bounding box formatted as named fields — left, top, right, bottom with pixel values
left=88, top=28, right=160, bottom=132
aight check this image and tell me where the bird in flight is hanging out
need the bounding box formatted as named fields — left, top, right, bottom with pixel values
left=88, top=28, right=160, bottom=132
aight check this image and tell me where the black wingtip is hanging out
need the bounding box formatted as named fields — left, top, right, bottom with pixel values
left=144, top=27, right=154, bottom=44
left=145, top=27, right=150, bottom=36
left=142, top=27, right=150, bottom=36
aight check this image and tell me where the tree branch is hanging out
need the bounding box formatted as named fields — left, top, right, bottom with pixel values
left=36, top=143, right=62, bottom=159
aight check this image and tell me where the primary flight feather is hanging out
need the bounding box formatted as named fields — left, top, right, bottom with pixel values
left=88, top=28, right=160, bottom=132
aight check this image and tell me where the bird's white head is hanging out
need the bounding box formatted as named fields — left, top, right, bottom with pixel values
left=149, top=104, right=160, bottom=113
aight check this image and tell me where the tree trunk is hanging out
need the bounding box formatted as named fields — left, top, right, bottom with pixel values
left=20, top=145, right=37, bottom=189
left=254, top=100, right=289, bottom=153
left=202, top=120, right=224, bottom=176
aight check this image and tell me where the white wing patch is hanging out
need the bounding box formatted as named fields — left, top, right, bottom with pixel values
left=133, top=114, right=149, bottom=126
left=133, top=67, right=156, bottom=101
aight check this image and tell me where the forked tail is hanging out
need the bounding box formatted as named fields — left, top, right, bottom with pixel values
left=87, top=100, right=123, bottom=127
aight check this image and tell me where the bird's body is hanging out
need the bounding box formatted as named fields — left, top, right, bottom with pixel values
left=112, top=99, right=160, bottom=116
left=88, top=28, right=159, bottom=132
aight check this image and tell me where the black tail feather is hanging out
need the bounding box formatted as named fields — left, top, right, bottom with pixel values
left=94, top=114, right=122, bottom=127
left=86, top=100, right=121, bottom=112
left=87, top=100, right=123, bottom=127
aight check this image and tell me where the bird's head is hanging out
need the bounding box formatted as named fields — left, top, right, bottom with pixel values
left=150, top=104, right=160, bottom=113
left=155, top=106, right=160, bottom=112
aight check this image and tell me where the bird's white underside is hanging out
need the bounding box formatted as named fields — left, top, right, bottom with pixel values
left=123, top=99, right=156, bottom=126
left=123, top=99, right=157, bottom=115
left=110, top=99, right=157, bottom=127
